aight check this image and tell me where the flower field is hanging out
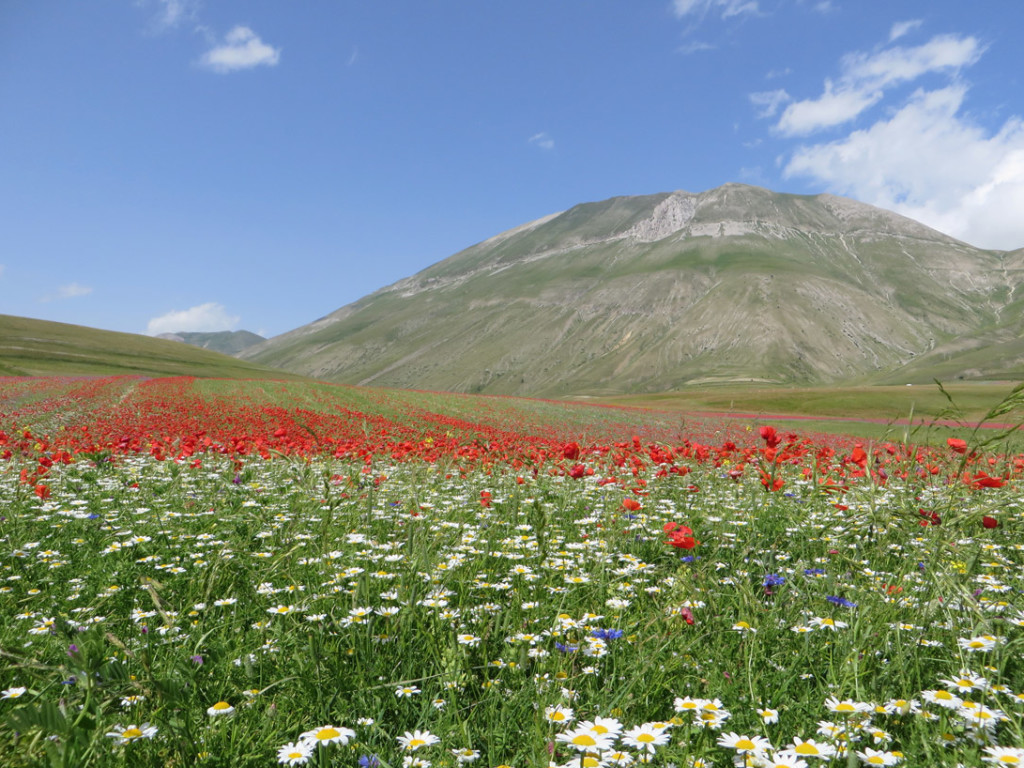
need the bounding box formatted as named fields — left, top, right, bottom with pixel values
left=1, top=375, right=1023, bottom=767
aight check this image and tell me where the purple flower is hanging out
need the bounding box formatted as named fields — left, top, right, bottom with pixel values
left=191, top=654, right=204, bottom=665
left=826, top=595, right=857, bottom=608
left=763, top=574, right=786, bottom=587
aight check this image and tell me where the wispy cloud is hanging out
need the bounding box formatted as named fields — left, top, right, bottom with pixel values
left=677, top=40, right=716, bottom=55
left=147, top=302, right=241, bottom=335
left=769, top=33, right=984, bottom=136
left=749, top=88, right=791, bottom=118
left=889, top=19, right=923, bottom=43
left=671, top=0, right=759, bottom=20
left=198, top=26, right=281, bottom=74
left=39, top=283, right=93, bottom=303
left=784, top=85, right=1024, bottom=249
left=769, top=30, right=1024, bottom=250
left=141, top=0, right=197, bottom=32
left=529, top=132, right=555, bottom=151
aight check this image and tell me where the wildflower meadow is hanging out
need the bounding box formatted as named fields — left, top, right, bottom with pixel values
left=1, top=375, right=1022, bottom=767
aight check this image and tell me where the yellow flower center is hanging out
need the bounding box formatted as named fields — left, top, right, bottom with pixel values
left=636, top=733, right=655, bottom=743
left=795, top=744, right=820, bottom=755
left=572, top=734, right=597, bottom=747
left=122, top=728, right=143, bottom=739
left=316, top=728, right=340, bottom=741
left=212, top=701, right=231, bottom=711
left=736, top=739, right=756, bottom=750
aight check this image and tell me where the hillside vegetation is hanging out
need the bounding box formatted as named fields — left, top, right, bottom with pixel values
left=0, top=314, right=307, bottom=380
left=242, top=184, right=1024, bottom=396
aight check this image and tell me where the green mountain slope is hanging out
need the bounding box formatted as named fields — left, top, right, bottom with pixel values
left=242, top=184, right=1024, bottom=396
left=0, top=315, right=307, bottom=380
left=156, top=330, right=266, bottom=356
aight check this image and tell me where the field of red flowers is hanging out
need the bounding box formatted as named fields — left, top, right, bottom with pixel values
left=2, top=375, right=1020, bottom=497
left=3, top=375, right=1023, bottom=767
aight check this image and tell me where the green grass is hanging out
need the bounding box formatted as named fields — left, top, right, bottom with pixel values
left=2, top=446, right=1022, bottom=767
left=0, top=314, right=308, bottom=381
left=593, top=382, right=1024, bottom=424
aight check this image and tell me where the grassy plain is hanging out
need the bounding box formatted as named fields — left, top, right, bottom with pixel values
left=593, top=382, right=1024, bottom=444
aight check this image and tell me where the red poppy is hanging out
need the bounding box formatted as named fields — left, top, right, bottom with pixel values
left=758, top=426, right=781, bottom=448
left=622, top=498, right=642, bottom=512
left=982, top=516, right=999, bottom=529
left=947, top=437, right=968, bottom=454
left=664, top=522, right=699, bottom=549
left=970, top=472, right=1005, bottom=489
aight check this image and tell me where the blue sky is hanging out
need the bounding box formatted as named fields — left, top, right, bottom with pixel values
left=3, top=1, right=1023, bottom=338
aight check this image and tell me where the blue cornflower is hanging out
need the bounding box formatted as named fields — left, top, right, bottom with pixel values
left=803, top=568, right=826, bottom=577
left=680, top=555, right=698, bottom=563
left=359, top=755, right=381, bottom=768
left=826, top=595, right=857, bottom=608
left=763, top=574, right=786, bottom=587
left=590, top=628, right=624, bottom=641
left=555, top=642, right=579, bottom=654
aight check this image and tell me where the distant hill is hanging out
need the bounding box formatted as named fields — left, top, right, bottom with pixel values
left=0, top=314, right=306, bottom=380
left=241, top=183, right=1024, bottom=396
left=156, top=330, right=265, bottom=356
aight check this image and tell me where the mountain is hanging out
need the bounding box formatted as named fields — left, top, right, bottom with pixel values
left=241, top=184, right=1024, bottom=396
left=0, top=314, right=306, bottom=380
left=156, top=330, right=266, bottom=356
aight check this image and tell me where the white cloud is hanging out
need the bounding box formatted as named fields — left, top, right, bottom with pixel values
left=889, top=19, right=922, bottom=42
left=529, top=132, right=555, bottom=151
left=146, top=302, right=241, bottom=335
left=141, top=0, right=196, bottom=31
left=749, top=88, right=791, bottom=118
left=677, top=40, right=716, bottom=55
left=771, top=33, right=983, bottom=136
left=155, top=0, right=190, bottom=29
left=58, top=283, right=92, bottom=299
left=776, top=82, right=882, bottom=136
left=842, top=34, right=983, bottom=89
left=784, top=85, right=1024, bottom=250
left=198, top=26, right=281, bottom=73
left=671, top=0, right=759, bottom=20
left=39, top=283, right=93, bottom=303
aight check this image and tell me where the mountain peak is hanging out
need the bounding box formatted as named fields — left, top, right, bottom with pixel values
left=242, top=185, right=1024, bottom=394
